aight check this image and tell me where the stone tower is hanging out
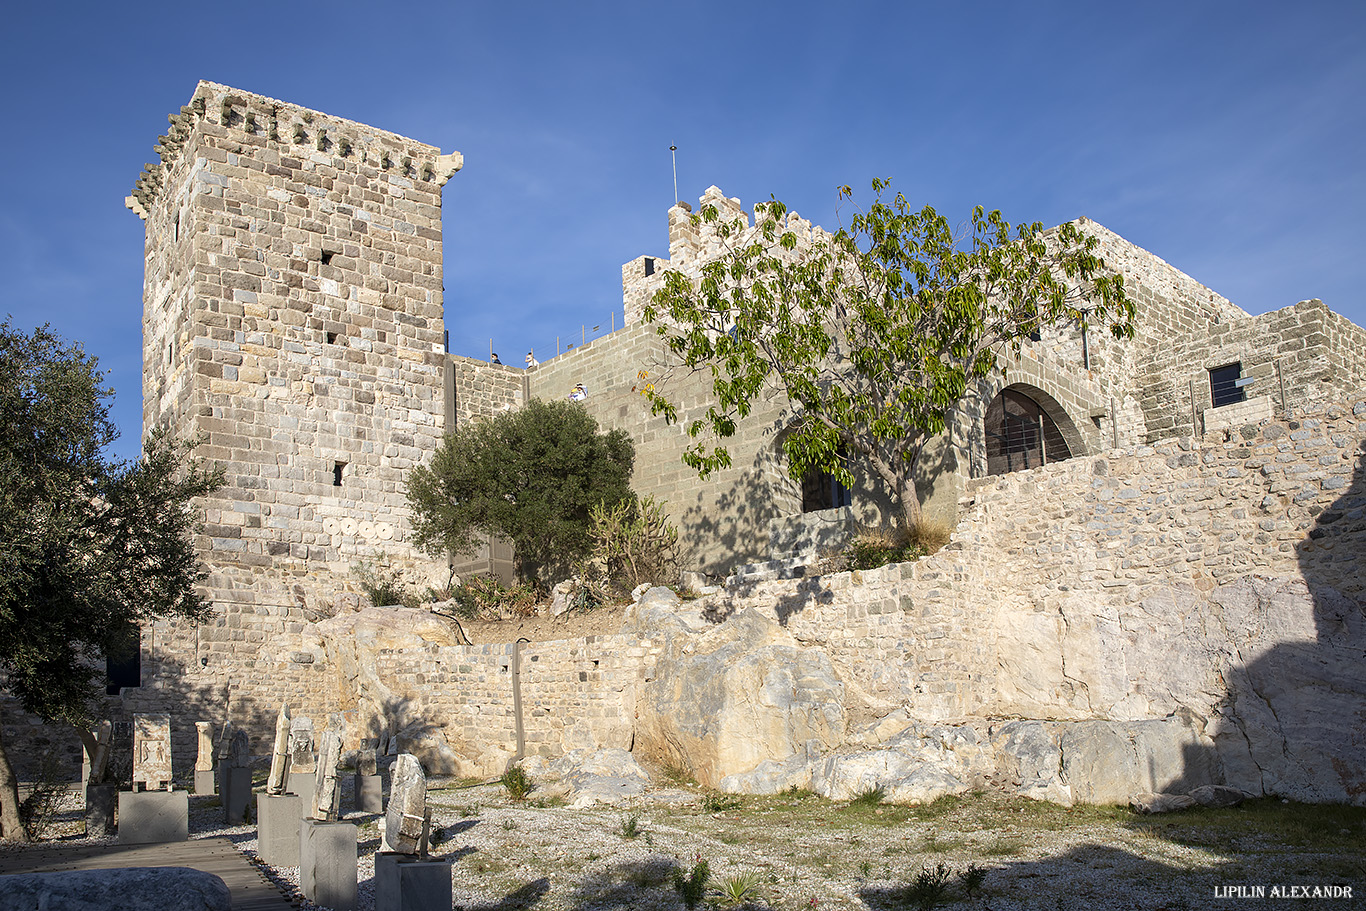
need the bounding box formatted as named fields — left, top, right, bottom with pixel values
left=127, top=81, right=461, bottom=624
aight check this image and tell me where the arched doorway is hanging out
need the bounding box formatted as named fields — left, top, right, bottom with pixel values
left=984, top=386, right=1074, bottom=476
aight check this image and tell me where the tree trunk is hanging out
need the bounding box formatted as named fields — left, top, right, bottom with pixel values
left=0, top=714, right=30, bottom=842
left=898, top=477, right=924, bottom=533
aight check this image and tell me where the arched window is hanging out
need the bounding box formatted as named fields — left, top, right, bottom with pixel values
left=985, top=387, right=1073, bottom=476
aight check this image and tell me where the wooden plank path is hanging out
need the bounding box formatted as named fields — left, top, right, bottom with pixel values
left=0, top=837, right=297, bottom=910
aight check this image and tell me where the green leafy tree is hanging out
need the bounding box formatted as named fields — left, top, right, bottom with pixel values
left=406, top=398, right=635, bottom=588
left=643, top=180, right=1135, bottom=531
left=0, top=321, right=222, bottom=841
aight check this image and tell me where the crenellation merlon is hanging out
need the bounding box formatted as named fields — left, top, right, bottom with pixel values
left=126, top=81, right=462, bottom=220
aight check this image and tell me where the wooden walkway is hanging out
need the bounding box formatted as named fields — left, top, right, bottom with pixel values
left=0, top=836, right=297, bottom=910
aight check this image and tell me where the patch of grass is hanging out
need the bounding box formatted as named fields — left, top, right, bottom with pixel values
left=662, top=761, right=697, bottom=786
left=921, top=832, right=967, bottom=854
left=702, top=792, right=742, bottom=814
left=458, top=803, right=480, bottom=818
left=981, top=836, right=1026, bottom=856
left=850, top=784, right=886, bottom=808
left=619, top=812, right=643, bottom=839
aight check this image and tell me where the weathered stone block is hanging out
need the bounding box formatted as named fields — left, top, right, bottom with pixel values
left=117, top=790, right=188, bottom=844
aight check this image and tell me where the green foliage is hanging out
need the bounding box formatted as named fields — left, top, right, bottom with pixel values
left=673, top=855, right=711, bottom=910
left=500, top=766, right=534, bottom=801
left=448, top=575, right=540, bottom=620
left=711, top=869, right=764, bottom=907
left=575, top=495, right=679, bottom=603
left=406, top=398, right=635, bottom=588
left=352, top=554, right=421, bottom=608
left=896, top=863, right=954, bottom=910
left=850, top=784, right=886, bottom=807
left=619, top=812, right=643, bottom=839
left=0, top=321, right=223, bottom=731
left=702, top=792, right=742, bottom=814
left=18, top=750, right=70, bottom=840
left=957, top=863, right=987, bottom=898
left=643, top=181, right=1134, bottom=531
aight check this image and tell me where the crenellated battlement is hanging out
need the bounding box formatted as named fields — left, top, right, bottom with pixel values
left=127, top=81, right=462, bottom=219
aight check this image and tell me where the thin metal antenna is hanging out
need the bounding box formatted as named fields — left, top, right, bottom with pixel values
left=670, top=144, right=678, bottom=205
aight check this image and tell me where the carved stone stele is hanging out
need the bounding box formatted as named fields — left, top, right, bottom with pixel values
left=194, top=722, right=215, bottom=772
left=132, top=714, right=173, bottom=791
left=309, top=729, right=343, bottom=821
left=266, top=704, right=291, bottom=795
left=383, top=753, right=427, bottom=854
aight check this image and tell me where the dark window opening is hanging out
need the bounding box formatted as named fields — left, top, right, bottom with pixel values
left=1027, top=327, right=1041, bottom=343
left=105, top=625, right=141, bottom=695
left=985, top=388, right=1073, bottom=476
left=326, top=331, right=339, bottom=345
left=644, top=257, right=655, bottom=277
left=801, top=455, right=853, bottom=513
left=321, top=250, right=335, bottom=266
left=333, top=461, right=346, bottom=487
left=1209, top=363, right=1246, bottom=408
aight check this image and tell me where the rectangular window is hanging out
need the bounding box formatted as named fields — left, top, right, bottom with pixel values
left=105, top=625, right=141, bottom=694
left=1209, top=363, right=1246, bottom=408
left=333, top=461, right=346, bottom=487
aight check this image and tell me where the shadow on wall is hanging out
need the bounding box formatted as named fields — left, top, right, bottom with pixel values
left=1166, top=439, right=1366, bottom=803
left=678, top=465, right=784, bottom=578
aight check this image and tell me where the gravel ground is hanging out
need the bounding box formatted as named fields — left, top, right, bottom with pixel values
left=8, top=778, right=1363, bottom=911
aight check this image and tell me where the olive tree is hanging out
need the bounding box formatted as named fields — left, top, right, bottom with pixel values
left=643, top=180, right=1135, bottom=532
left=406, top=398, right=635, bottom=588
left=0, top=322, right=222, bottom=841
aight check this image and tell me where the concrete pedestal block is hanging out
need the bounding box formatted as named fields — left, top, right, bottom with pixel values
left=300, top=819, right=358, bottom=911
left=375, top=853, right=453, bottom=911
left=222, top=767, right=253, bottom=824
left=85, top=783, right=117, bottom=837
left=354, top=773, right=383, bottom=814
left=257, top=794, right=303, bottom=866
left=287, top=770, right=315, bottom=800
left=194, top=769, right=216, bottom=795
left=117, top=790, right=189, bottom=844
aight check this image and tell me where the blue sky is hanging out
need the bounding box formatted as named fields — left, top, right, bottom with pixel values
left=2, top=1, right=1362, bottom=461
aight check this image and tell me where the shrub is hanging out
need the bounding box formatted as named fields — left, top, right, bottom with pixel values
left=712, top=870, right=764, bottom=907
left=585, top=495, right=679, bottom=595
left=850, top=784, right=886, bottom=807
left=838, top=519, right=951, bottom=572
left=352, top=554, right=420, bottom=608
left=673, top=855, right=710, bottom=910
left=449, top=575, right=540, bottom=620
left=499, top=766, right=534, bottom=801
left=619, top=812, right=643, bottom=839
left=19, top=749, right=71, bottom=840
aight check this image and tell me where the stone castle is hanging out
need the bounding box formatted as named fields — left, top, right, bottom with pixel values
left=4, top=82, right=1361, bottom=807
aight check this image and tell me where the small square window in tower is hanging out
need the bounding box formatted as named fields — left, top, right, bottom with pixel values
left=1209, top=363, right=1246, bottom=409
left=332, top=461, right=347, bottom=487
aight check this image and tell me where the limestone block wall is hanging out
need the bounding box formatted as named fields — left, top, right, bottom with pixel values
left=526, top=325, right=804, bottom=574
left=131, top=82, right=459, bottom=610
left=701, top=396, right=1364, bottom=733
left=1137, top=298, right=1366, bottom=442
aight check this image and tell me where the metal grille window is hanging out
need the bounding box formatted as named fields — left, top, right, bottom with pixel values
left=801, top=453, right=853, bottom=512
left=1209, top=363, right=1246, bottom=408
left=985, top=388, right=1072, bottom=476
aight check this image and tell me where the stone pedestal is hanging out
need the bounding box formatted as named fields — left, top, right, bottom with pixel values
left=353, top=773, right=383, bottom=814
left=287, top=770, right=315, bottom=800
left=375, top=853, right=453, bottom=911
left=222, top=767, right=253, bottom=824
left=257, top=793, right=303, bottom=866
left=117, top=790, right=189, bottom=844
left=194, top=769, right=216, bottom=795
left=84, top=783, right=117, bottom=837
left=300, top=819, right=358, bottom=911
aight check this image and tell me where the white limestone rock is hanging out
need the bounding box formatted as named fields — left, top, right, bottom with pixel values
left=633, top=606, right=846, bottom=787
